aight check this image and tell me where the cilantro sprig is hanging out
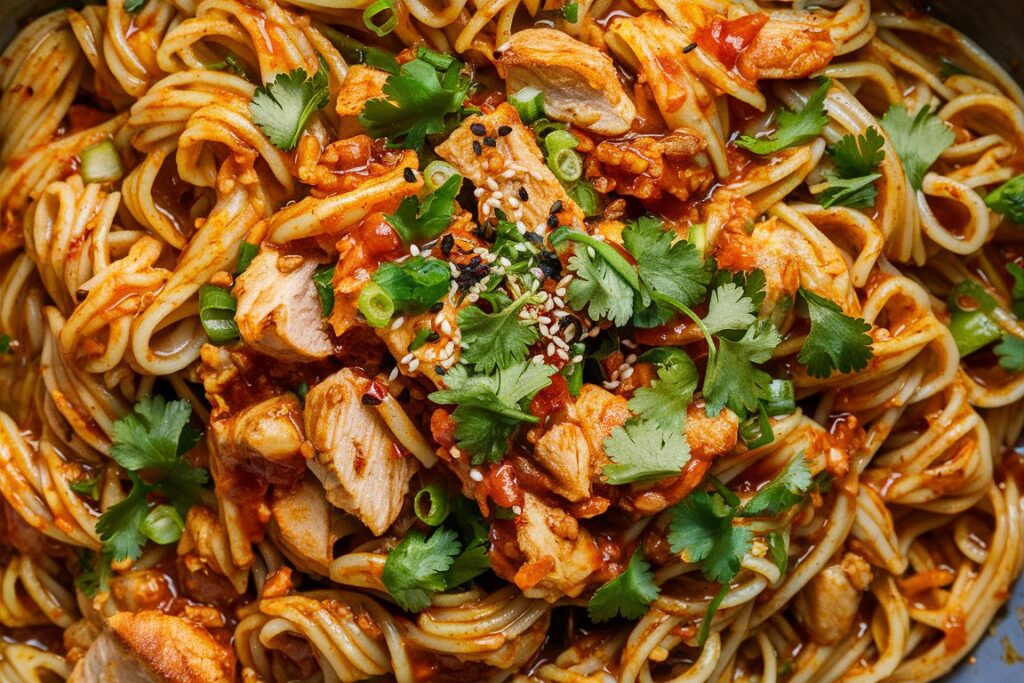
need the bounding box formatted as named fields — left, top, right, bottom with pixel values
left=386, top=173, right=462, bottom=244
left=249, top=56, right=330, bottom=151
left=736, top=78, right=831, bottom=156
left=985, top=174, right=1024, bottom=224
left=603, top=420, right=690, bottom=485
left=587, top=550, right=660, bottom=622
left=817, top=127, right=885, bottom=209
left=457, top=292, right=541, bottom=373
left=797, top=288, right=873, bottom=378
left=880, top=105, right=954, bottom=190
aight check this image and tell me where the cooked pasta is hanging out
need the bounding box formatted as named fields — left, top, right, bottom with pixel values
left=0, top=0, right=1022, bottom=681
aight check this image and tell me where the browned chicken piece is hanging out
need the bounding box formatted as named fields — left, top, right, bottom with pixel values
left=514, top=493, right=601, bottom=601
left=233, top=246, right=332, bottom=362
left=335, top=65, right=388, bottom=138
left=68, top=611, right=235, bottom=683
left=532, top=420, right=592, bottom=502
left=269, top=474, right=359, bottom=577
left=496, top=28, right=636, bottom=136
left=376, top=298, right=462, bottom=389
left=304, top=368, right=418, bottom=535
left=590, top=131, right=714, bottom=202
left=573, top=384, right=631, bottom=476
left=793, top=552, right=873, bottom=646
left=435, top=103, right=584, bottom=233
left=685, top=401, right=739, bottom=460
left=211, top=394, right=306, bottom=484
left=736, top=20, right=834, bottom=81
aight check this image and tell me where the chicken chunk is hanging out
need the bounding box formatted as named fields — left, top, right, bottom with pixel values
left=68, top=611, right=234, bottom=683
left=233, top=247, right=332, bottom=362
left=436, top=103, right=584, bottom=233
left=793, top=552, right=873, bottom=645
left=270, top=474, right=358, bottom=577
left=497, top=29, right=635, bottom=136
left=514, top=493, right=601, bottom=601
left=685, top=401, right=739, bottom=460
left=335, top=65, right=388, bottom=138
left=304, top=368, right=417, bottom=535
left=736, top=20, right=834, bottom=81
left=573, top=384, right=631, bottom=476
left=211, top=394, right=306, bottom=485
left=533, top=420, right=592, bottom=502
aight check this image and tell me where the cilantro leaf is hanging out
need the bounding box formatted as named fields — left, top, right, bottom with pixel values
left=628, top=353, right=698, bottom=432
left=1008, top=263, right=1024, bottom=319
left=110, top=396, right=200, bottom=471
left=95, top=477, right=151, bottom=562
left=880, top=105, right=954, bottom=190
left=458, top=293, right=540, bottom=373
left=382, top=528, right=461, bottom=612
left=360, top=59, right=470, bottom=151
left=623, top=216, right=709, bottom=309
left=0, top=334, right=11, bottom=354
left=735, top=78, right=831, bottom=155
left=429, top=361, right=555, bottom=463
left=995, top=335, right=1024, bottom=372
left=564, top=246, right=635, bottom=326
left=739, top=453, right=812, bottom=517
left=985, top=174, right=1024, bottom=224
left=312, top=265, right=335, bottom=317
left=668, top=491, right=751, bottom=585
left=588, top=550, right=660, bottom=623
left=817, top=173, right=882, bottom=209
left=703, top=321, right=781, bottom=417
left=829, top=127, right=886, bottom=178
left=443, top=538, right=491, bottom=588
left=124, top=0, right=147, bottom=12
left=603, top=419, right=690, bottom=485
left=386, top=173, right=461, bottom=244
left=249, top=57, right=330, bottom=151
left=372, top=257, right=451, bottom=314
left=702, top=282, right=757, bottom=335
left=797, top=288, right=873, bottom=378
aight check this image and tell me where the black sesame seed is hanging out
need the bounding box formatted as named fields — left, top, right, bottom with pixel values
left=403, top=167, right=416, bottom=182
left=427, top=332, right=441, bottom=342
left=430, top=301, right=444, bottom=313
left=539, top=250, right=562, bottom=279
left=472, top=140, right=483, bottom=155
left=361, top=393, right=383, bottom=406
left=683, top=42, right=697, bottom=54
left=524, top=231, right=543, bottom=244
left=483, top=136, right=496, bottom=147
left=440, top=233, right=454, bottom=256
left=470, top=123, right=486, bottom=136
left=518, top=186, right=529, bottom=201
left=498, top=125, right=513, bottom=136
left=435, top=365, right=447, bottom=375
left=550, top=200, right=563, bottom=214
left=547, top=214, right=560, bottom=228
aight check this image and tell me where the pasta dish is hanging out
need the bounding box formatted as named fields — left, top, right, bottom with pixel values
left=1, top=0, right=1023, bottom=680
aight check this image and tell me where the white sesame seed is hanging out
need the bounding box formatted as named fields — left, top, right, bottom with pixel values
left=532, top=355, right=545, bottom=364
left=410, top=244, right=420, bottom=256
left=604, top=380, right=621, bottom=389
left=539, top=323, right=551, bottom=337
left=557, top=275, right=573, bottom=288
left=553, top=310, right=568, bottom=318
left=502, top=169, right=516, bottom=179
left=538, top=316, right=552, bottom=325
left=469, top=469, right=484, bottom=482
left=516, top=221, right=527, bottom=233
left=571, top=355, right=584, bottom=363
left=621, top=366, right=634, bottom=379
left=400, top=353, right=414, bottom=365
left=444, top=340, right=456, bottom=355
left=492, top=191, right=504, bottom=200
left=473, top=187, right=484, bottom=197
left=421, top=249, right=432, bottom=258
left=529, top=169, right=543, bottom=180
left=515, top=242, right=528, bottom=252
left=553, top=336, right=569, bottom=350
left=552, top=296, right=565, bottom=308
left=512, top=505, right=522, bottom=515
left=391, top=316, right=405, bottom=330
left=468, top=292, right=479, bottom=303
left=486, top=178, right=499, bottom=191
left=499, top=257, right=512, bottom=268
left=440, top=320, right=453, bottom=336
left=408, top=358, right=420, bottom=372
left=508, top=196, right=520, bottom=209
left=556, top=349, right=569, bottom=361
left=546, top=342, right=555, bottom=356
left=450, top=446, right=461, bottom=459
left=388, top=367, right=399, bottom=381
left=555, top=287, right=567, bottom=297
left=625, top=353, right=637, bottom=365
left=622, top=340, right=637, bottom=349
left=514, top=209, right=524, bottom=221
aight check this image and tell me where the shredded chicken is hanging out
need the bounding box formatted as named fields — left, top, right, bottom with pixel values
left=233, top=246, right=333, bottom=362
left=270, top=474, right=358, bottom=577
left=435, top=103, right=584, bottom=233
left=532, top=420, right=592, bottom=502
left=303, top=368, right=417, bottom=535
left=335, top=65, right=388, bottom=137
left=793, top=552, right=874, bottom=645
left=497, top=28, right=636, bottom=135
left=573, top=384, right=632, bottom=476
left=514, top=493, right=601, bottom=601
left=68, top=611, right=234, bottom=682
left=589, top=131, right=714, bottom=202
left=737, top=20, right=834, bottom=81
left=211, top=394, right=306, bottom=485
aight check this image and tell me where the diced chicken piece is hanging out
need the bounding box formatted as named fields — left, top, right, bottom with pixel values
left=304, top=368, right=417, bottom=535
left=335, top=65, right=388, bottom=138
left=212, top=394, right=306, bottom=485
left=591, top=131, right=714, bottom=202
left=573, top=384, right=631, bottom=476
left=233, top=246, right=332, bottom=362
left=737, top=20, right=834, bottom=81
left=376, top=300, right=462, bottom=389
left=436, top=103, right=584, bottom=233
left=533, top=420, right=592, bottom=502
left=68, top=611, right=235, bottom=683
left=685, top=401, right=739, bottom=460
left=793, top=552, right=873, bottom=645
left=270, top=474, right=359, bottom=577
left=514, top=493, right=601, bottom=601
left=497, top=28, right=635, bottom=135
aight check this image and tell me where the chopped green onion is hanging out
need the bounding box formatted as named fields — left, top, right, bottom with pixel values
left=295, top=382, right=309, bottom=403
left=564, top=344, right=586, bottom=397
left=949, top=309, right=1003, bottom=356
left=414, top=484, right=451, bottom=526
left=687, top=223, right=706, bottom=256
left=206, top=53, right=247, bottom=77
left=362, top=0, right=397, bottom=38
left=532, top=118, right=567, bottom=139
left=509, top=87, right=544, bottom=124
left=708, top=475, right=741, bottom=508
left=562, top=0, right=579, bottom=23
left=544, top=129, right=579, bottom=157
left=739, top=407, right=774, bottom=449
left=767, top=530, right=788, bottom=574
left=236, top=241, right=258, bottom=275
left=408, top=327, right=433, bottom=352
left=698, top=583, right=729, bottom=646
left=0, top=334, right=10, bottom=354
left=416, top=46, right=456, bottom=72
left=199, top=284, right=240, bottom=345
left=312, top=265, right=335, bottom=317
left=139, top=505, right=184, bottom=545
left=569, top=181, right=600, bottom=217
left=762, top=379, right=795, bottom=416
left=549, top=148, right=583, bottom=183
left=358, top=282, right=395, bottom=327
left=80, top=139, right=124, bottom=184
left=321, top=26, right=398, bottom=74
left=70, top=477, right=99, bottom=500
left=424, top=161, right=459, bottom=192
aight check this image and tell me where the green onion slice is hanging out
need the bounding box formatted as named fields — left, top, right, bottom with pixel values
left=358, top=282, right=395, bottom=327
left=509, top=87, right=544, bottom=124
left=199, top=284, right=240, bottom=345
left=80, top=139, right=124, bottom=184
left=140, top=505, right=185, bottom=545
left=414, top=484, right=451, bottom=526
left=362, top=0, right=398, bottom=38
